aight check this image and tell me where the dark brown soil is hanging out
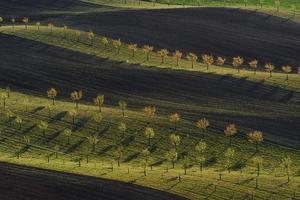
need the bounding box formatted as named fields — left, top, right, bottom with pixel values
left=0, top=162, right=187, bottom=200
left=57, top=7, right=300, bottom=70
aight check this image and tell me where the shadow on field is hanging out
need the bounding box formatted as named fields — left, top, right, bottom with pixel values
left=0, top=162, right=186, bottom=200
left=0, top=33, right=299, bottom=148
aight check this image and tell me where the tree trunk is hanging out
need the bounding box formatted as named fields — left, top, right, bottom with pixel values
left=52, top=98, right=55, bottom=105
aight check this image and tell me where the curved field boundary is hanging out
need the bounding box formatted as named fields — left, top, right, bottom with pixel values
left=1, top=25, right=300, bottom=94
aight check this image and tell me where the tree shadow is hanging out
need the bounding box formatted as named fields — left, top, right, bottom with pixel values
left=64, top=138, right=85, bottom=154
left=50, top=111, right=67, bottom=123
left=97, top=144, right=114, bottom=156
left=21, top=124, right=36, bottom=135
left=72, top=116, right=90, bottom=132
left=98, top=126, right=110, bottom=136
left=43, top=131, right=60, bottom=144
left=120, top=135, right=135, bottom=147
left=30, top=106, right=45, bottom=114
left=123, top=152, right=140, bottom=163
left=151, top=159, right=164, bottom=167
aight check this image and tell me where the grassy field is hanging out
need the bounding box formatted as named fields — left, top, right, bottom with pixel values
left=0, top=89, right=299, bottom=200
left=139, top=0, right=300, bottom=9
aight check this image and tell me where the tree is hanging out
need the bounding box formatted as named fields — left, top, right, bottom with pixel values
left=75, top=30, right=81, bottom=42
left=4, top=109, right=13, bottom=126
left=249, top=59, right=258, bottom=75
left=82, top=146, right=91, bottom=163
left=64, top=128, right=72, bottom=145
left=265, top=63, right=274, bottom=77
left=145, top=127, right=155, bottom=146
left=14, top=116, right=23, bottom=129
left=23, top=136, right=31, bottom=145
left=112, top=39, right=122, bottom=54
left=0, top=91, right=8, bottom=109
left=54, top=144, right=60, bottom=158
left=196, top=118, right=209, bottom=137
left=48, top=23, right=54, bottom=34
left=101, top=37, right=109, bottom=49
left=216, top=57, right=226, bottom=66
left=118, top=100, right=127, bottom=117
left=169, top=133, right=181, bottom=150
left=47, top=88, right=57, bottom=105
left=141, top=148, right=151, bottom=176
left=143, top=45, right=154, bottom=61
left=232, top=56, right=244, bottom=73
left=248, top=130, right=263, bottom=151
left=173, top=50, right=183, bottom=66
left=224, top=148, right=235, bottom=173
left=252, top=156, right=263, bottom=177
left=128, top=44, right=138, bottom=57
left=182, top=156, right=189, bottom=175
left=169, top=113, right=180, bottom=130
left=166, top=149, right=178, bottom=168
left=0, top=17, right=3, bottom=27
left=224, top=123, right=237, bottom=145
left=6, top=87, right=10, bottom=98
left=45, top=104, right=52, bottom=118
left=275, top=0, right=280, bottom=12
left=282, top=65, right=292, bottom=80
left=195, top=140, right=207, bottom=176
left=158, top=49, right=169, bottom=64
left=187, top=53, right=198, bottom=68
left=63, top=25, right=68, bottom=38
left=70, top=90, right=82, bottom=109
left=202, top=54, right=214, bottom=70
left=23, top=98, right=29, bottom=112
left=68, top=109, right=78, bottom=125
left=11, top=18, right=15, bottom=31
left=94, top=95, right=104, bottom=112
left=281, top=156, right=292, bottom=182
left=87, top=135, right=100, bottom=152
left=87, top=31, right=95, bottom=46
left=93, top=113, right=103, bottom=131
left=37, top=121, right=48, bottom=137
left=114, top=145, right=124, bottom=167
left=22, top=17, right=29, bottom=30
left=36, top=22, right=41, bottom=31
left=259, top=0, right=264, bottom=8
left=118, top=122, right=127, bottom=138
left=143, top=106, right=156, bottom=124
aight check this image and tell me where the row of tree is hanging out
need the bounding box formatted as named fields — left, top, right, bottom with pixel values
left=0, top=87, right=295, bottom=183
left=0, top=17, right=298, bottom=78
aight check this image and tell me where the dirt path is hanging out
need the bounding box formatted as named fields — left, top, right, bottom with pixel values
left=0, top=162, right=187, bottom=200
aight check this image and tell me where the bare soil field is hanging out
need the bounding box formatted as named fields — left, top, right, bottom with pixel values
left=0, top=162, right=186, bottom=200
left=1, top=2, right=300, bottom=68
left=0, top=33, right=299, bottom=149
left=54, top=7, right=300, bottom=69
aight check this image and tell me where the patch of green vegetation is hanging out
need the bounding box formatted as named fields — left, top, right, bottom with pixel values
left=0, top=89, right=299, bottom=200
left=141, top=0, right=300, bottom=10
left=82, top=0, right=185, bottom=8
left=1, top=25, right=299, bottom=93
